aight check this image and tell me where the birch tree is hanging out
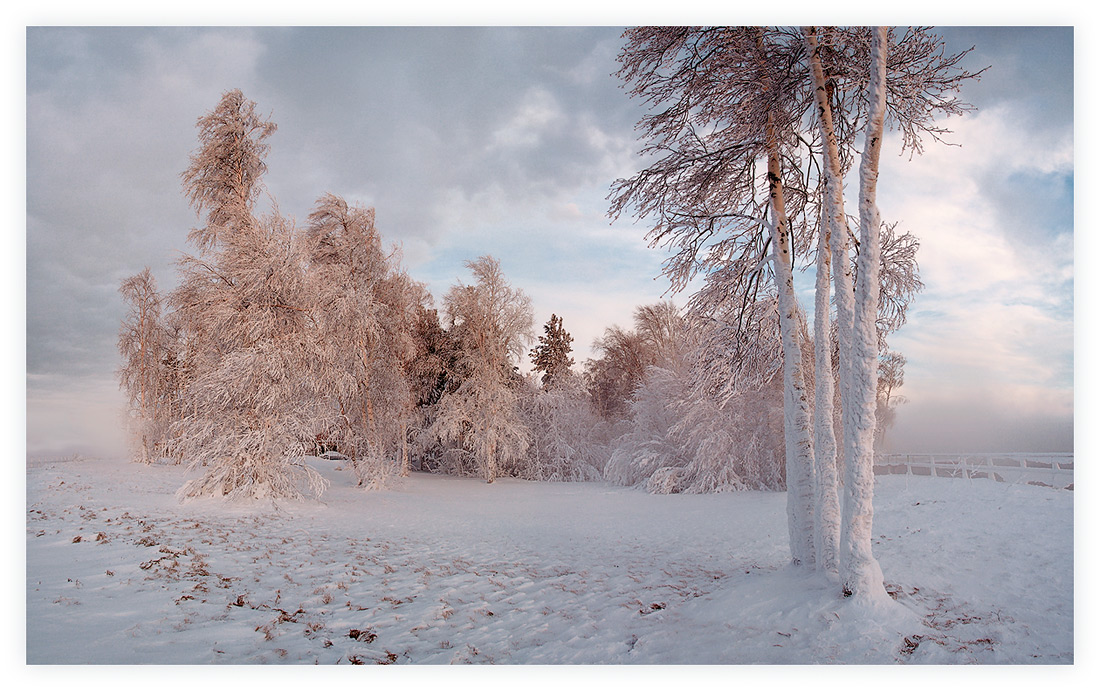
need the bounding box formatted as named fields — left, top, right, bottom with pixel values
left=117, top=268, right=171, bottom=462
left=798, top=25, right=975, bottom=596
left=875, top=351, right=907, bottom=447
left=171, top=90, right=326, bottom=501
left=180, top=88, right=277, bottom=253
left=801, top=25, right=970, bottom=586
left=803, top=25, right=846, bottom=577
left=172, top=211, right=328, bottom=501
left=840, top=26, right=890, bottom=600
left=611, top=26, right=819, bottom=565
left=612, top=25, right=977, bottom=576
left=305, top=193, right=421, bottom=487
left=430, top=256, right=534, bottom=483
left=759, top=32, right=817, bottom=565
left=585, top=324, right=656, bottom=419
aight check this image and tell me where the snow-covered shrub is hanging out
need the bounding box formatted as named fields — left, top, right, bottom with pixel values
left=603, top=365, right=690, bottom=489
left=670, top=377, right=786, bottom=492
left=518, top=374, right=609, bottom=482
left=599, top=298, right=788, bottom=494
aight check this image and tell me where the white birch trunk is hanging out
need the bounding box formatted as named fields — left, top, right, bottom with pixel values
left=812, top=207, right=841, bottom=576
left=841, top=26, right=889, bottom=601
left=765, top=113, right=816, bottom=568
left=803, top=26, right=843, bottom=576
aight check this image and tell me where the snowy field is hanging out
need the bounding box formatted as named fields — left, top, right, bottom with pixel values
left=26, top=454, right=1072, bottom=667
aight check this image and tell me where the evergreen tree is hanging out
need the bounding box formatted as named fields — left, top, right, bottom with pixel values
left=530, top=313, right=575, bottom=389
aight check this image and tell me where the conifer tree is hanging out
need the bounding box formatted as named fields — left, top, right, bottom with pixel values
left=530, top=313, right=575, bottom=389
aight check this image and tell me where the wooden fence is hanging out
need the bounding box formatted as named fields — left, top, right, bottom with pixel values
left=873, top=453, right=1074, bottom=490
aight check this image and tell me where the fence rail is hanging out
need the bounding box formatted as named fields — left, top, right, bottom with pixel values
left=874, top=453, right=1074, bottom=490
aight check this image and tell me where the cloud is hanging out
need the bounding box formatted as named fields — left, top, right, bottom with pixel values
left=490, top=87, right=567, bottom=150
left=876, top=104, right=1073, bottom=451
left=27, top=28, right=271, bottom=378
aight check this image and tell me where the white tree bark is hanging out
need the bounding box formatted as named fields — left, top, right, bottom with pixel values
left=803, top=26, right=843, bottom=576
left=841, top=26, right=889, bottom=601
left=765, top=112, right=816, bottom=568
left=812, top=210, right=841, bottom=576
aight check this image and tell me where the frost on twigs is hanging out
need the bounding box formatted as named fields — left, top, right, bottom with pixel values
left=170, top=339, right=332, bottom=503
left=596, top=302, right=785, bottom=494
left=427, top=256, right=534, bottom=484
left=518, top=373, right=607, bottom=483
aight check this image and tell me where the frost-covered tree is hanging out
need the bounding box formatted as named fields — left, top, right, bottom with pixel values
left=117, top=268, right=172, bottom=462
left=603, top=362, right=691, bottom=491
left=430, top=256, right=534, bottom=483
left=172, top=211, right=329, bottom=501
left=875, top=351, right=907, bottom=448
left=803, top=25, right=954, bottom=582
left=305, top=193, right=422, bottom=487
left=518, top=373, right=608, bottom=482
left=598, top=303, right=692, bottom=493
left=530, top=314, right=575, bottom=389
left=170, top=90, right=326, bottom=501
left=803, top=26, right=846, bottom=577
left=671, top=374, right=786, bottom=493
left=876, top=222, right=924, bottom=350
left=681, top=280, right=788, bottom=493
left=407, top=305, right=457, bottom=408
left=180, top=88, right=277, bottom=253
left=585, top=325, right=655, bottom=420
left=840, top=26, right=890, bottom=600
left=611, top=27, right=819, bottom=565
left=613, top=24, right=976, bottom=584
left=815, top=26, right=974, bottom=600
left=585, top=301, right=684, bottom=421
left=599, top=296, right=788, bottom=494
left=596, top=303, right=691, bottom=490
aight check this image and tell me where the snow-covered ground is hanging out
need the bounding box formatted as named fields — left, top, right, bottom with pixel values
left=26, top=454, right=1072, bottom=666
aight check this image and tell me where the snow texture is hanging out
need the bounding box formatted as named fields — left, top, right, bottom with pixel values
left=27, top=455, right=1072, bottom=665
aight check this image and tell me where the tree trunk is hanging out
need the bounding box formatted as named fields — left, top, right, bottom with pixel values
left=803, top=26, right=843, bottom=577
left=812, top=206, right=842, bottom=576
left=764, top=109, right=817, bottom=568
left=400, top=420, right=410, bottom=477
left=841, top=26, right=889, bottom=601
left=486, top=435, right=496, bottom=484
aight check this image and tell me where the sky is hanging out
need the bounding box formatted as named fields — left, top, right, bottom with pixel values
left=18, top=20, right=1079, bottom=458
